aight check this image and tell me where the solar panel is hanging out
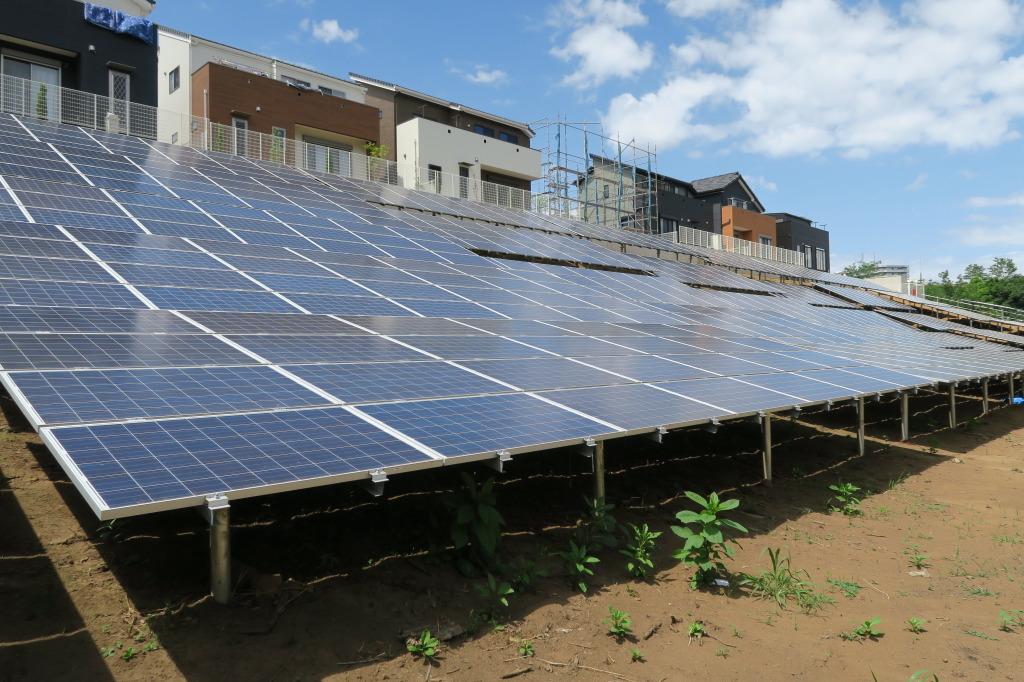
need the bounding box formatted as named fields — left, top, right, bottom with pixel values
left=541, top=383, right=722, bottom=431
left=356, top=393, right=616, bottom=459
left=286, top=361, right=508, bottom=403
left=652, top=377, right=800, bottom=414
left=6, top=365, right=328, bottom=425
left=460, top=357, right=629, bottom=391
left=226, top=334, right=431, bottom=364
left=43, top=407, right=439, bottom=515
left=0, top=333, right=256, bottom=370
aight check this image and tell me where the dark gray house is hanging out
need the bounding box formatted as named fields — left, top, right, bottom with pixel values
left=1, top=0, right=158, bottom=129
left=767, top=212, right=830, bottom=271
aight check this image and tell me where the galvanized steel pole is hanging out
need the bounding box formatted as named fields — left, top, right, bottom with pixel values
left=900, top=392, right=910, bottom=442
left=592, top=440, right=606, bottom=505
left=761, top=413, right=772, bottom=482
left=856, top=396, right=865, bottom=455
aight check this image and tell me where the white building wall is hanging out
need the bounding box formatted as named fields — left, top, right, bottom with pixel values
left=396, top=118, right=540, bottom=184
left=156, top=28, right=192, bottom=119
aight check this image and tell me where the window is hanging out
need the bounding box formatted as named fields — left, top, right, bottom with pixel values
left=759, top=235, right=772, bottom=246
left=603, top=184, right=610, bottom=199
left=815, top=248, right=827, bottom=271
left=473, top=124, right=495, bottom=137
left=427, top=164, right=443, bottom=193
left=498, top=131, right=518, bottom=144
left=2, top=55, right=60, bottom=121
left=109, top=70, right=130, bottom=133
left=459, top=166, right=469, bottom=199
left=232, top=116, right=248, bottom=156
left=303, top=136, right=352, bottom=175
left=659, top=217, right=677, bottom=233
left=169, top=67, right=180, bottom=93
left=803, top=244, right=813, bottom=268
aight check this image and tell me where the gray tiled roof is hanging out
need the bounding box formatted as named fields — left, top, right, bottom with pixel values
left=690, top=172, right=741, bottom=194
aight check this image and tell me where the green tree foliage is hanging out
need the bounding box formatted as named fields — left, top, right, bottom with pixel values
left=926, top=257, right=1024, bottom=310
left=840, top=259, right=882, bottom=278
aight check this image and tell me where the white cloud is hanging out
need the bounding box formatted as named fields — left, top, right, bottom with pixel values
left=551, top=0, right=653, bottom=89
left=664, top=0, right=746, bottom=18
left=299, top=18, right=358, bottom=44
left=957, top=224, right=1024, bottom=247
left=747, top=174, right=778, bottom=192
left=967, top=190, right=1024, bottom=207
left=906, top=172, right=928, bottom=191
left=602, top=0, right=1024, bottom=157
left=465, top=68, right=509, bottom=85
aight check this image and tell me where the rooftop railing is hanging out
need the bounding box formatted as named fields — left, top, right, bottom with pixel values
left=670, top=225, right=810, bottom=268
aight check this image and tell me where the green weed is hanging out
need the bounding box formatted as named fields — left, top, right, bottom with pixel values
left=619, top=522, right=661, bottom=579
left=602, top=606, right=633, bottom=638
left=840, top=617, right=883, bottom=641
left=671, top=491, right=748, bottom=589
left=828, top=482, right=862, bottom=515
left=906, top=618, right=927, bottom=633
left=408, top=630, right=440, bottom=658
left=559, top=539, right=599, bottom=593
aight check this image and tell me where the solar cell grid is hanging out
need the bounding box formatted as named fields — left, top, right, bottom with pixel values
left=392, top=298, right=505, bottom=319
left=284, top=293, right=416, bottom=317
left=46, top=407, right=435, bottom=512
left=0, top=255, right=117, bottom=284
left=8, top=365, right=328, bottom=425
left=541, top=383, right=720, bottom=431
left=0, top=332, right=255, bottom=370
left=0, top=279, right=146, bottom=309
left=461, top=357, right=629, bottom=391
left=0, top=235, right=87, bottom=259
left=288, top=361, right=508, bottom=403
left=357, top=393, right=615, bottom=458
left=226, top=333, right=430, bottom=364
left=395, top=335, right=553, bottom=359
left=0, top=306, right=200, bottom=334
left=26, top=208, right=143, bottom=232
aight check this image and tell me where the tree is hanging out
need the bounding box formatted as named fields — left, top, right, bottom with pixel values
left=990, top=257, right=1018, bottom=279
left=34, top=84, right=48, bottom=120
left=364, top=141, right=390, bottom=183
left=840, top=259, right=882, bottom=278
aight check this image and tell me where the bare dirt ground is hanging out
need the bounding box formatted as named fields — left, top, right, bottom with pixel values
left=3, top=385, right=1024, bottom=682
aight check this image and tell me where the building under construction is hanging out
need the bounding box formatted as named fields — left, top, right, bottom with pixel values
left=534, top=117, right=659, bottom=234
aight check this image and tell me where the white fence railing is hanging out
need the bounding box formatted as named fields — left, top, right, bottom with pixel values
left=670, top=225, right=808, bottom=267
left=921, top=294, right=1024, bottom=323
left=0, top=72, right=202, bottom=146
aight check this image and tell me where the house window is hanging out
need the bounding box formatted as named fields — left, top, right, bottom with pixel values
left=169, top=66, right=180, bottom=93
left=759, top=235, right=772, bottom=246
left=816, top=248, right=827, bottom=271
left=232, top=116, right=248, bottom=156
left=1, top=55, right=60, bottom=121
left=803, top=244, right=813, bottom=268
left=282, top=75, right=312, bottom=89
left=659, top=217, right=677, bottom=233
left=459, top=166, right=469, bottom=199
left=473, top=124, right=495, bottom=137
left=498, top=131, right=518, bottom=144
left=603, top=184, right=610, bottom=199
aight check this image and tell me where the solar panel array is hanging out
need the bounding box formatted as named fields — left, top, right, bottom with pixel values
left=1, top=112, right=1022, bottom=521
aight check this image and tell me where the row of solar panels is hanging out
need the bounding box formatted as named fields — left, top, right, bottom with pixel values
left=0, top=112, right=1021, bottom=522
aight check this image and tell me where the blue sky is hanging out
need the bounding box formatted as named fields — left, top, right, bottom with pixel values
left=151, top=0, right=1024, bottom=279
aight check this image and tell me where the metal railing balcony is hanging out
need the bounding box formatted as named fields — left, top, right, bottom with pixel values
left=670, top=225, right=809, bottom=268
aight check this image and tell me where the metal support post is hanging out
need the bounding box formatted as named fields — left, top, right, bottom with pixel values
left=982, top=378, right=990, bottom=416
left=900, top=391, right=910, bottom=442
left=761, top=413, right=772, bottom=482
left=856, top=396, right=865, bottom=455
left=206, top=494, right=231, bottom=604
left=948, top=383, right=957, bottom=428
left=592, top=440, right=606, bottom=505
left=1011, top=374, right=1017, bottom=405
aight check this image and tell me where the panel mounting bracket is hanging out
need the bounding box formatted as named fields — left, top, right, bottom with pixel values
left=873, top=392, right=883, bottom=402
left=200, top=492, right=229, bottom=525
left=788, top=405, right=802, bottom=419
left=576, top=437, right=597, bottom=458
left=749, top=411, right=766, bottom=424
left=361, top=469, right=389, bottom=498
left=702, top=418, right=720, bottom=434
left=484, top=449, right=513, bottom=473
left=824, top=399, right=834, bottom=411
left=647, top=426, right=669, bottom=443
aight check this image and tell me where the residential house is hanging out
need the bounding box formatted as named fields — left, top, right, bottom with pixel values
left=349, top=73, right=541, bottom=196
left=766, top=212, right=831, bottom=271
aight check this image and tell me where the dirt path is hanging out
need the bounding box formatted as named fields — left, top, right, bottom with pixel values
left=3, top=387, right=1024, bottom=681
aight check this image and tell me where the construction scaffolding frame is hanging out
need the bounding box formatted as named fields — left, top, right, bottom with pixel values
left=533, top=115, right=659, bottom=235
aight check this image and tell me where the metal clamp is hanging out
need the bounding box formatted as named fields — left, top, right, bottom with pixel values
left=484, top=449, right=513, bottom=473
left=702, top=418, right=721, bottom=434
left=647, top=425, right=669, bottom=443
left=361, top=469, right=389, bottom=497
left=200, top=492, right=229, bottom=525
left=575, top=436, right=597, bottom=458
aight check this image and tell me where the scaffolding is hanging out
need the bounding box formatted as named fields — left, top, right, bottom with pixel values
left=533, top=115, right=659, bottom=234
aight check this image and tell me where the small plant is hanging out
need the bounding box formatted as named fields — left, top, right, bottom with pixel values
left=505, top=549, right=549, bottom=593
left=143, top=641, right=160, bottom=652
left=559, top=539, right=599, bottom=593
left=828, top=482, right=863, bottom=516
left=619, top=523, right=662, bottom=578
left=625, top=584, right=638, bottom=598
left=575, top=496, right=617, bottom=552
left=630, top=648, right=644, bottom=662
left=518, top=639, right=535, bottom=657
left=475, top=572, right=514, bottom=620
left=926, top=438, right=940, bottom=454
left=687, top=621, right=705, bottom=643
left=887, top=471, right=909, bottom=490
left=827, top=578, right=863, bottom=598
left=408, top=630, right=440, bottom=659
left=909, top=672, right=940, bottom=682
left=715, top=648, right=730, bottom=658
left=120, top=647, right=137, bottom=661
left=445, top=473, right=505, bottom=575
left=841, top=617, right=883, bottom=641
left=906, top=617, right=927, bottom=633
left=963, top=629, right=998, bottom=641
left=603, top=606, right=633, bottom=638
left=671, top=491, right=748, bottom=589
left=745, top=547, right=829, bottom=612
left=731, top=624, right=743, bottom=638
left=908, top=553, right=931, bottom=569
left=997, top=610, right=1015, bottom=632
